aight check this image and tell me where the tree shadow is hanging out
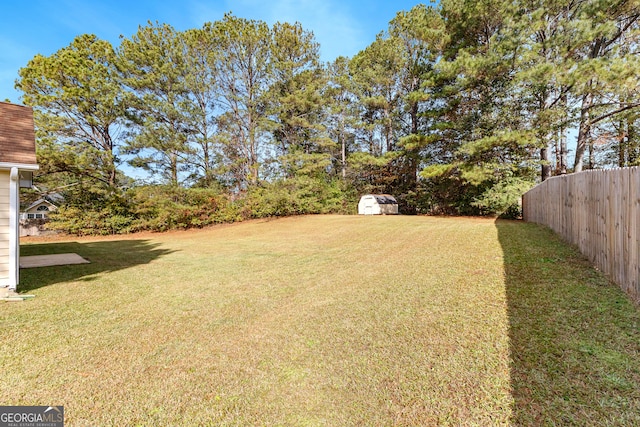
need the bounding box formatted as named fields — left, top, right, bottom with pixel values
left=18, top=239, right=174, bottom=292
left=496, top=219, right=640, bottom=425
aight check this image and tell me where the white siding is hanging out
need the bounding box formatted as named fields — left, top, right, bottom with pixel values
left=0, top=171, right=10, bottom=284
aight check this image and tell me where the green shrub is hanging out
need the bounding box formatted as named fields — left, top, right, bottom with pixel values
left=48, top=186, right=241, bottom=235
left=471, top=178, right=534, bottom=218
left=129, top=186, right=240, bottom=232
left=48, top=206, right=135, bottom=236
left=243, top=177, right=351, bottom=219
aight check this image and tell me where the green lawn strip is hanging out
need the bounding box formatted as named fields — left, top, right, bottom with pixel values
left=497, top=220, right=640, bottom=426
left=1, top=216, right=638, bottom=425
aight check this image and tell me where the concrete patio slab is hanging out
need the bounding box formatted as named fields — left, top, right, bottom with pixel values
left=20, top=253, right=90, bottom=268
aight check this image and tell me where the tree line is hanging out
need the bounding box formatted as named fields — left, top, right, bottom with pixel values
left=16, top=0, right=640, bottom=233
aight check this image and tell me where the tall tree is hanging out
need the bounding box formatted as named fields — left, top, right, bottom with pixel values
left=347, top=5, right=446, bottom=210
left=182, top=27, right=223, bottom=187
left=389, top=5, right=443, bottom=208
left=325, top=56, right=359, bottom=180
left=511, top=0, right=577, bottom=180
left=421, top=0, right=539, bottom=214
left=118, top=22, right=193, bottom=186
left=268, top=22, right=331, bottom=179
left=569, top=0, right=640, bottom=172
left=349, top=35, right=406, bottom=195
left=207, top=14, right=272, bottom=190
left=351, top=35, right=404, bottom=156
left=17, top=34, right=125, bottom=191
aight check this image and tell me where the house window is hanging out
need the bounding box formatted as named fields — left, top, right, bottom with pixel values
left=27, top=212, right=46, bottom=219
left=36, top=205, right=49, bottom=212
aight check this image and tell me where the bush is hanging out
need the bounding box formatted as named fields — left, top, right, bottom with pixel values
left=48, top=186, right=241, bottom=235
left=470, top=178, right=534, bottom=218
left=129, top=186, right=240, bottom=232
left=242, top=177, right=352, bottom=219
left=48, top=206, right=135, bottom=236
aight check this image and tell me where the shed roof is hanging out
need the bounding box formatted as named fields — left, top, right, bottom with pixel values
left=0, top=102, right=38, bottom=166
left=370, top=194, right=397, bottom=204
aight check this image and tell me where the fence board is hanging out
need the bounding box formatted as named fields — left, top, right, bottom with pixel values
left=523, top=167, right=640, bottom=304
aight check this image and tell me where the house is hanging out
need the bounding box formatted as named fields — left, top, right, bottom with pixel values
left=0, top=102, right=39, bottom=291
left=21, top=198, right=57, bottom=220
left=358, top=194, right=399, bottom=215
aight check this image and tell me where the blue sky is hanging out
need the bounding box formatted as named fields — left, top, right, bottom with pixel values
left=1, top=0, right=425, bottom=104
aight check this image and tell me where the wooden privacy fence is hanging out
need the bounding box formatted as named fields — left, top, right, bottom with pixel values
left=522, top=167, right=640, bottom=304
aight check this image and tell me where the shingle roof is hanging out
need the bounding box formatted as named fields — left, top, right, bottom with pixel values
left=23, top=198, right=58, bottom=212
left=0, top=102, right=37, bottom=166
left=373, top=194, right=397, bottom=205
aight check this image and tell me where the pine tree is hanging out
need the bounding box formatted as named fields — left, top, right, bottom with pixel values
left=268, top=22, right=332, bottom=179
left=206, top=14, right=272, bottom=190
left=117, top=22, right=193, bottom=186
left=17, top=34, right=125, bottom=191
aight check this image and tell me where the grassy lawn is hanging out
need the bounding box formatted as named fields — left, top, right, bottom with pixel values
left=1, top=215, right=639, bottom=426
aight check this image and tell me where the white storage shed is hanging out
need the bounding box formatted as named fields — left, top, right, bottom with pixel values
left=358, top=194, right=399, bottom=215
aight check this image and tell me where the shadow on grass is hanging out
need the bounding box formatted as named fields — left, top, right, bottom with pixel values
left=496, top=219, right=640, bottom=425
left=18, top=239, right=174, bottom=292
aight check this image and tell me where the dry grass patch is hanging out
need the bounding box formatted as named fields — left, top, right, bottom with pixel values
left=1, top=215, right=639, bottom=425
